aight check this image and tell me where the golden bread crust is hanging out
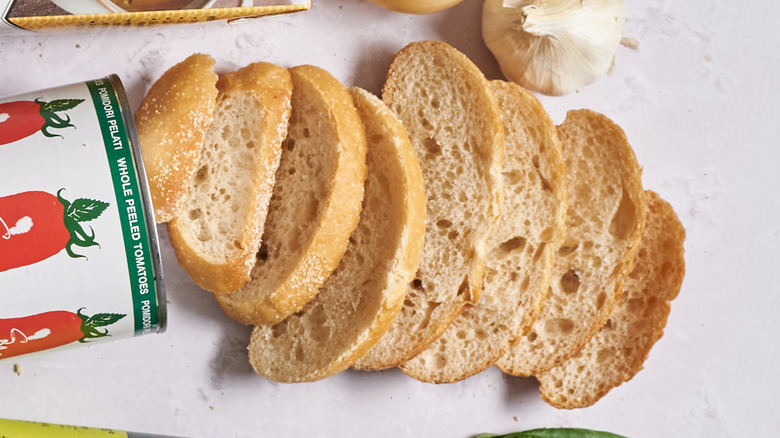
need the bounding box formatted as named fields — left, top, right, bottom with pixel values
left=400, top=80, right=567, bottom=383
left=354, top=40, right=504, bottom=370
left=247, top=87, right=425, bottom=382
left=167, top=61, right=292, bottom=294
left=216, top=65, right=368, bottom=325
left=135, top=53, right=218, bottom=223
left=497, top=109, right=647, bottom=377
left=537, top=190, right=685, bottom=408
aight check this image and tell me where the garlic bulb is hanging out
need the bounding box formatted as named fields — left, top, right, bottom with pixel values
left=482, top=0, right=626, bottom=96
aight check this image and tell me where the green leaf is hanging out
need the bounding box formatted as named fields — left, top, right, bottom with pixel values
left=474, top=429, right=628, bottom=438
left=56, top=189, right=71, bottom=210
left=85, top=312, right=126, bottom=328
left=40, top=98, right=84, bottom=113
left=35, top=98, right=81, bottom=138
left=79, top=325, right=109, bottom=342
left=66, top=198, right=110, bottom=222
left=65, top=242, right=89, bottom=260
left=58, top=192, right=108, bottom=260
left=76, top=308, right=126, bottom=341
left=40, top=110, right=74, bottom=129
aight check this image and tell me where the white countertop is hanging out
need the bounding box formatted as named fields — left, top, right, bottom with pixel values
left=1, top=1, right=779, bottom=437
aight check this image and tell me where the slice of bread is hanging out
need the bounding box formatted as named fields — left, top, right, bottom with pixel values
left=248, top=87, right=426, bottom=382
left=537, top=190, right=686, bottom=409
left=134, top=53, right=218, bottom=223
left=496, top=109, right=647, bottom=377
left=353, top=41, right=504, bottom=370
left=399, top=80, right=567, bottom=383
left=215, top=65, right=368, bottom=325
left=167, top=62, right=292, bottom=294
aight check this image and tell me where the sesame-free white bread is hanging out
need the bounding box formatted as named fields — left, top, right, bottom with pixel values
left=248, top=87, right=425, bottom=382
left=354, top=41, right=504, bottom=370
left=538, top=191, right=685, bottom=409
left=216, top=65, right=368, bottom=325
left=134, top=53, right=218, bottom=223
left=497, top=109, right=647, bottom=377
left=167, top=62, right=292, bottom=294
left=400, top=80, right=567, bottom=383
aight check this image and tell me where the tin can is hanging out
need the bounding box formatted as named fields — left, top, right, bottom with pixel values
left=0, top=75, right=166, bottom=361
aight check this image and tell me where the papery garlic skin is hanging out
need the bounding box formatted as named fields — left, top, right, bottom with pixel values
left=368, top=0, right=465, bottom=14
left=482, top=0, right=625, bottom=96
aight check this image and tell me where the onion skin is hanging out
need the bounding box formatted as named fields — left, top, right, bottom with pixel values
left=367, top=0, right=465, bottom=14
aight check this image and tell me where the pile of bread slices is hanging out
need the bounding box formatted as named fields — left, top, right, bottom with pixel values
left=134, top=41, right=686, bottom=409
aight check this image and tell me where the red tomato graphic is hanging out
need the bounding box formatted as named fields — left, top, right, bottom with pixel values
left=0, top=189, right=109, bottom=272
left=0, top=308, right=125, bottom=359
left=0, top=98, right=84, bottom=145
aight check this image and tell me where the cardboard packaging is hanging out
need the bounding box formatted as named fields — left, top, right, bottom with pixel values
left=0, top=0, right=309, bottom=32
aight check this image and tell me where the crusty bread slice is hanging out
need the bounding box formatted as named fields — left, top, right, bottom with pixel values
left=248, top=87, right=426, bottom=382
left=134, top=53, right=218, bottom=223
left=216, top=65, right=368, bottom=325
left=399, top=80, right=567, bottom=383
left=353, top=41, right=504, bottom=370
left=496, top=109, right=647, bottom=377
left=167, top=62, right=292, bottom=294
left=537, top=190, right=685, bottom=409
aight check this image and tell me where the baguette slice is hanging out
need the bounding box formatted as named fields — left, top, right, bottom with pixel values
left=497, top=109, right=647, bottom=377
left=167, top=62, right=292, bottom=294
left=354, top=41, right=504, bottom=370
left=538, top=191, right=685, bottom=409
left=216, top=65, right=368, bottom=325
left=248, top=87, right=426, bottom=382
left=400, top=80, right=567, bottom=383
left=134, top=53, right=218, bottom=223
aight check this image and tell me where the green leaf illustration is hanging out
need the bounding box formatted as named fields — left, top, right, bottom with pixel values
left=76, top=308, right=127, bottom=342
left=85, top=312, right=126, bottom=328
left=40, top=98, right=84, bottom=113
left=57, top=189, right=110, bottom=259
left=66, top=198, right=110, bottom=222
left=34, top=98, right=84, bottom=138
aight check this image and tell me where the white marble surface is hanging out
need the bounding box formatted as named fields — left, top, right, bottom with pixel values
left=1, top=1, right=779, bottom=437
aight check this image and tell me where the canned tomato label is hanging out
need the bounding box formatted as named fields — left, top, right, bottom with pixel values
left=0, top=75, right=166, bottom=361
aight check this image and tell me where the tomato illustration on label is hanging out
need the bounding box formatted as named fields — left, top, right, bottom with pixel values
left=0, top=98, right=84, bottom=145
left=0, top=308, right=125, bottom=359
left=0, top=189, right=110, bottom=272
